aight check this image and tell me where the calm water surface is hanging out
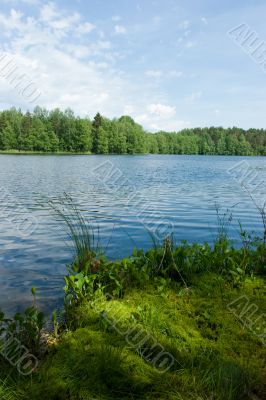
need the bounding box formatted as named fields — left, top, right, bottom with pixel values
left=0, top=154, right=265, bottom=315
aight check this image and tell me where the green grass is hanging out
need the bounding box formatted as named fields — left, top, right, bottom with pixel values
left=1, top=273, right=264, bottom=400
left=1, top=203, right=265, bottom=399
left=0, top=377, right=24, bottom=400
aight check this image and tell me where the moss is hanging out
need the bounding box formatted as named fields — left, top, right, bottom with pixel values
left=1, top=226, right=265, bottom=400
left=5, top=273, right=263, bottom=400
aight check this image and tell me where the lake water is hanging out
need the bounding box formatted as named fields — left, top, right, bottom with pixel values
left=0, top=154, right=265, bottom=316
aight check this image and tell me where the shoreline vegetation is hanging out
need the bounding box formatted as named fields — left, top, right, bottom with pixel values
left=0, top=149, right=93, bottom=155
left=0, top=107, right=265, bottom=156
left=0, top=201, right=265, bottom=400
left=1, top=150, right=265, bottom=157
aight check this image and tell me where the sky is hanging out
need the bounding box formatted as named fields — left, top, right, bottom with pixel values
left=0, top=0, right=266, bottom=131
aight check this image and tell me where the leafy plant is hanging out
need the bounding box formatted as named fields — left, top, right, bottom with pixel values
left=64, top=272, right=98, bottom=305
left=0, top=289, right=45, bottom=356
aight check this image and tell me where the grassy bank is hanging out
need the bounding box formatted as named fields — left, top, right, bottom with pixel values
left=2, top=274, right=265, bottom=400
left=0, top=204, right=265, bottom=399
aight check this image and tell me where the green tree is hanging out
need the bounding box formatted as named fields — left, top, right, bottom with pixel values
left=74, top=119, right=92, bottom=152
left=25, top=118, right=50, bottom=151
left=155, top=133, right=169, bottom=154
left=0, top=121, right=16, bottom=149
left=237, top=134, right=253, bottom=155
left=118, top=116, right=146, bottom=154
left=226, top=134, right=239, bottom=155
left=96, top=127, right=108, bottom=154
left=0, top=107, right=264, bottom=155
left=217, top=133, right=227, bottom=154
left=92, top=113, right=104, bottom=153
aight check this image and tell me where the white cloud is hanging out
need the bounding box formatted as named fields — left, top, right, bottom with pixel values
left=49, top=14, right=80, bottom=31
left=22, top=0, right=39, bottom=3
left=0, top=9, right=23, bottom=32
left=39, top=2, right=81, bottom=35
left=75, top=22, right=95, bottom=36
left=145, top=69, right=162, bottom=78
left=136, top=112, right=190, bottom=132
left=114, top=25, right=127, bottom=35
left=0, top=5, right=126, bottom=115
left=0, top=3, right=189, bottom=131
left=185, top=41, right=197, bottom=48
left=40, top=2, right=58, bottom=22
left=201, top=17, right=208, bottom=25
left=147, top=103, right=176, bottom=118
left=124, top=103, right=190, bottom=132
left=186, top=91, right=202, bottom=104
left=2, top=0, right=39, bottom=4
left=146, top=70, right=183, bottom=79
left=64, top=44, right=91, bottom=59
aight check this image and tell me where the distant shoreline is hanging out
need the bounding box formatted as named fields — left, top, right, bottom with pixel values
left=0, top=150, right=265, bottom=156
left=0, top=109, right=265, bottom=156
left=0, top=150, right=92, bottom=156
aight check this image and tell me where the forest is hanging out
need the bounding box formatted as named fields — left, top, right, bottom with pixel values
left=0, top=107, right=265, bottom=155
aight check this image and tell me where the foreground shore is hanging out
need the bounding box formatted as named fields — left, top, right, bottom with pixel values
left=0, top=232, right=265, bottom=399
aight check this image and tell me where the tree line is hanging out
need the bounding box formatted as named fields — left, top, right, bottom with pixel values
left=0, top=107, right=265, bottom=155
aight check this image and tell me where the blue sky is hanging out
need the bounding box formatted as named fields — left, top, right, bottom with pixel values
left=0, top=0, right=266, bottom=131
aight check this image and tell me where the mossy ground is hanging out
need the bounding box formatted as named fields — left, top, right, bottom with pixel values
left=3, top=272, right=265, bottom=400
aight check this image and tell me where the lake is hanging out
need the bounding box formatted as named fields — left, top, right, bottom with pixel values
left=0, top=154, right=265, bottom=316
